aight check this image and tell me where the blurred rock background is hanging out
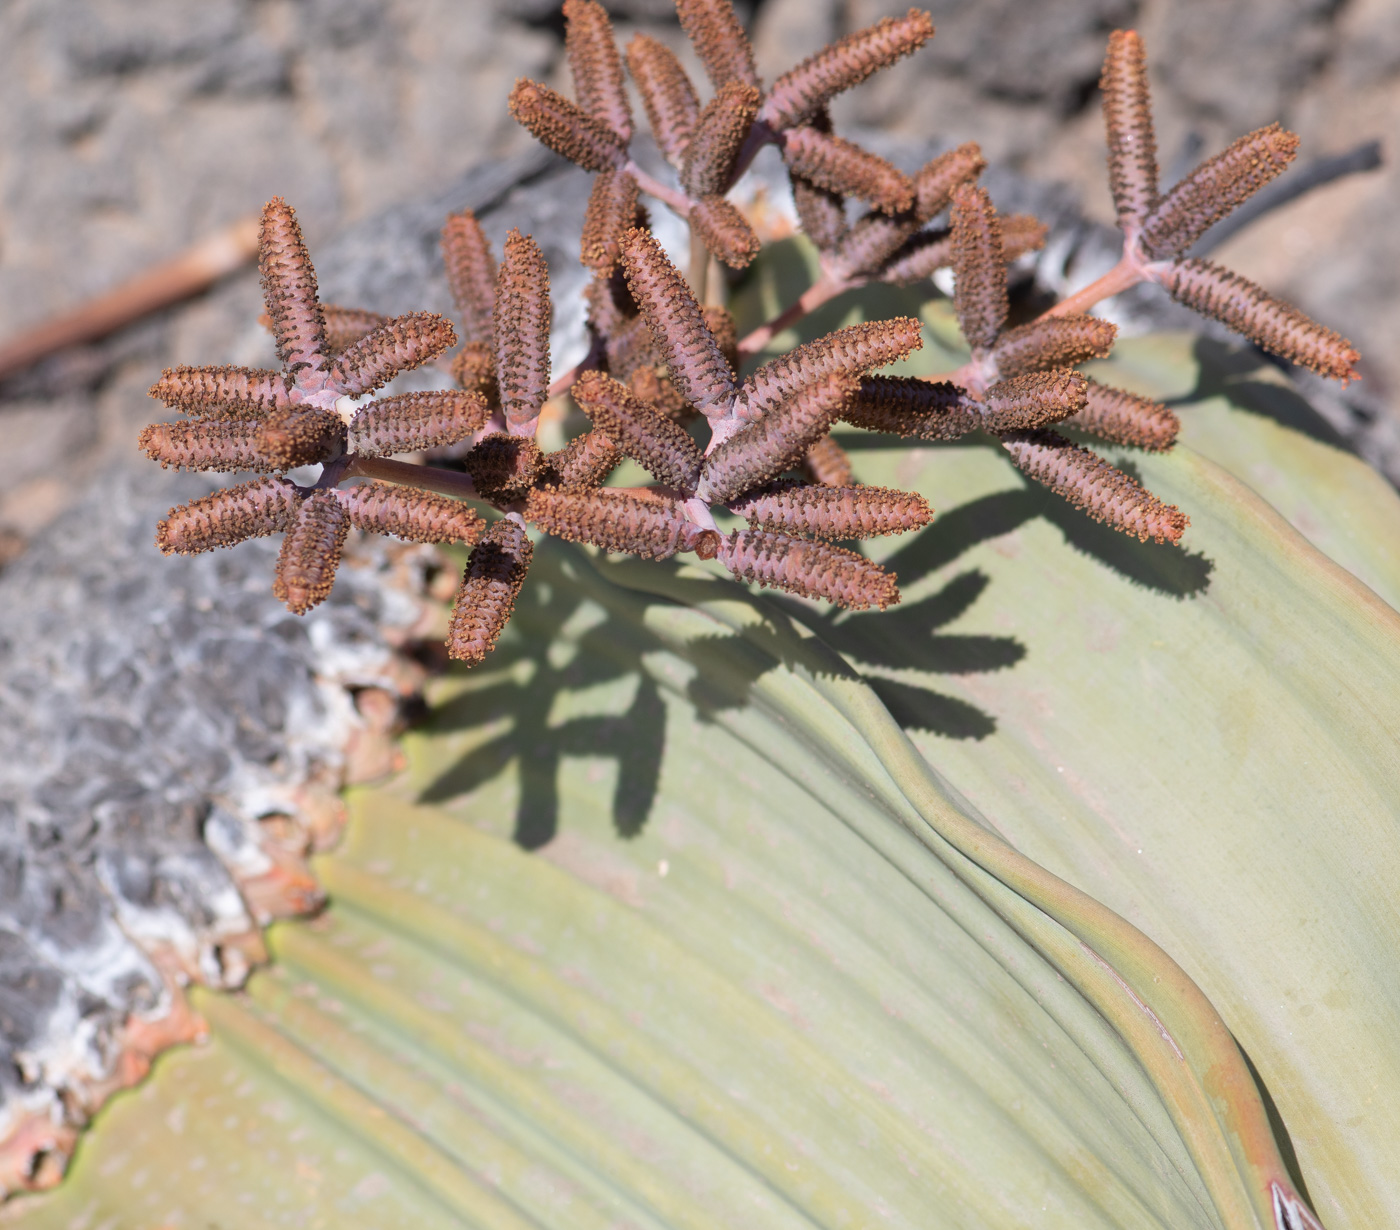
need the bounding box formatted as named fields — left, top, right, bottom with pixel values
left=3, top=0, right=1395, bottom=1195
left=0, top=0, right=1397, bottom=559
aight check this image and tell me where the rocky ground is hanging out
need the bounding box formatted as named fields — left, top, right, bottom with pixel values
left=0, top=0, right=1397, bottom=561
left=0, top=138, right=600, bottom=1196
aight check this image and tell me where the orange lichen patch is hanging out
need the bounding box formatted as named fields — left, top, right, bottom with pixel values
left=101, top=977, right=207, bottom=1103
left=213, top=929, right=271, bottom=982
left=342, top=687, right=410, bottom=785
left=235, top=842, right=325, bottom=925
left=286, top=781, right=352, bottom=854
left=0, top=1117, right=80, bottom=1198
left=0, top=965, right=207, bottom=1198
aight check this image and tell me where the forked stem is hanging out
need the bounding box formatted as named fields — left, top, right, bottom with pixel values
left=1042, top=252, right=1145, bottom=319
left=624, top=159, right=694, bottom=217
left=737, top=271, right=856, bottom=358
left=344, top=454, right=481, bottom=501
left=688, top=223, right=711, bottom=304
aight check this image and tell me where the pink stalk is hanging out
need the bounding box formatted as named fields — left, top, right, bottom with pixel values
left=343, top=455, right=480, bottom=501
left=623, top=159, right=695, bottom=217
left=1041, top=236, right=1179, bottom=320
left=683, top=495, right=719, bottom=532
left=737, top=271, right=857, bottom=357
left=703, top=413, right=746, bottom=455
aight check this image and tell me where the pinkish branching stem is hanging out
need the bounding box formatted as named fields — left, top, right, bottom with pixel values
left=310, top=455, right=353, bottom=491
left=737, top=271, right=857, bottom=358
left=688, top=222, right=711, bottom=303
left=942, top=360, right=979, bottom=392
left=683, top=495, right=719, bottom=532
left=925, top=237, right=1176, bottom=386
left=343, top=454, right=481, bottom=501
left=1042, top=254, right=1145, bottom=319
left=546, top=332, right=605, bottom=399
left=624, top=159, right=694, bottom=217
left=546, top=366, right=580, bottom=398
left=729, top=120, right=778, bottom=188
left=703, top=412, right=746, bottom=456
left=1041, top=232, right=1177, bottom=320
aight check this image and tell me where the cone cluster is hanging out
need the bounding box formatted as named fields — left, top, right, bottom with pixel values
left=1101, top=31, right=1358, bottom=382
left=142, top=2, right=1363, bottom=668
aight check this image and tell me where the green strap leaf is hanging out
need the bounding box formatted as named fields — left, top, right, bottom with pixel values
left=15, top=305, right=1399, bottom=1230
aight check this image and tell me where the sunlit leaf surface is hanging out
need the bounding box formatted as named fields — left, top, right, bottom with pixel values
left=10, top=259, right=1400, bottom=1230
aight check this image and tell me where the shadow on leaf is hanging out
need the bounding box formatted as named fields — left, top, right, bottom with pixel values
left=814, top=569, right=1026, bottom=678
left=420, top=564, right=668, bottom=850
left=1236, top=1038, right=1317, bottom=1211
left=416, top=446, right=1213, bottom=842
left=1176, top=336, right=1348, bottom=450
left=1041, top=489, right=1214, bottom=599
left=865, top=676, right=997, bottom=739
